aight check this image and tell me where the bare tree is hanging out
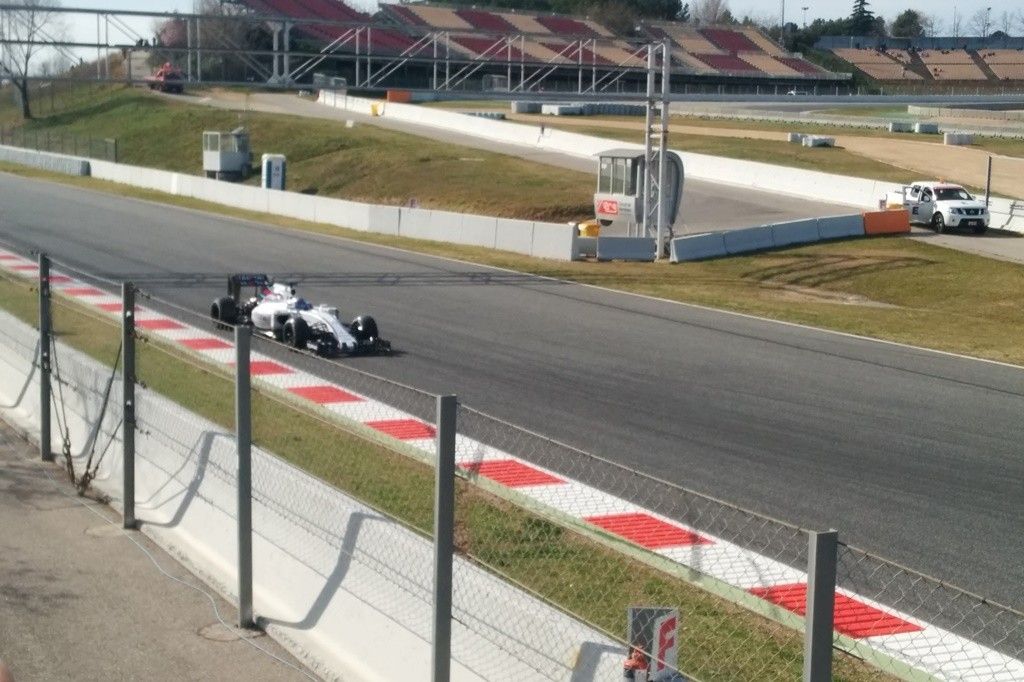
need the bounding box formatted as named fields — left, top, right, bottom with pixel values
left=968, top=7, right=992, bottom=37
left=692, top=0, right=730, bottom=25
left=922, top=13, right=943, bottom=37
left=0, top=1, right=63, bottom=119
left=997, top=10, right=1012, bottom=35
left=950, top=7, right=963, bottom=38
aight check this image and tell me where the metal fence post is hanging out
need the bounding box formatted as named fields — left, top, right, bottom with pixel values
left=235, top=325, right=254, bottom=629
left=432, top=394, right=457, bottom=682
left=38, top=254, right=53, bottom=462
left=803, top=530, right=838, bottom=682
left=122, top=282, right=136, bottom=529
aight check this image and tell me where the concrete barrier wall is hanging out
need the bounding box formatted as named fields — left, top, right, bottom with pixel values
left=8, top=146, right=578, bottom=259
left=495, top=218, right=535, bottom=254
left=0, top=310, right=622, bottom=682
left=671, top=213, right=867, bottom=262
left=531, top=223, right=577, bottom=259
left=0, top=144, right=90, bottom=176
left=723, top=226, right=774, bottom=254
left=770, top=218, right=820, bottom=247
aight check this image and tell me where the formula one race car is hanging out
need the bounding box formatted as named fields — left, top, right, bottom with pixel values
left=210, top=274, right=391, bottom=356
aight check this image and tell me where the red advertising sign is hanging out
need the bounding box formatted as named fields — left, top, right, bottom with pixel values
left=598, top=199, right=619, bottom=215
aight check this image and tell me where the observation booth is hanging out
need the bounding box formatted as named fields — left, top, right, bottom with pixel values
left=591, top=148, right=684, bottom=261
left=202, top=127, right=252, bottom=181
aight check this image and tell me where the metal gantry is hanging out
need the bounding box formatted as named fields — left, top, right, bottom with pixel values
left=641, top=40, right=672, bottom=255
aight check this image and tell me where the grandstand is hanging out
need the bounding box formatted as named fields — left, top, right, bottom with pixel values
left=232, top=0, right=843, bottom=91
left=823, top=36, right=1024, bottom=85
left=982, top=50, right=1024, bottom=81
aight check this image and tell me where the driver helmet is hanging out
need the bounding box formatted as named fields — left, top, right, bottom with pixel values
left=294, top=298, right=312, bottom=311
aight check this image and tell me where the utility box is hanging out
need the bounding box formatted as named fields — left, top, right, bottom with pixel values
left=593, top=148, right=684, bottom=238
left=261, top=154, right=286, bottom=190
left=203, top=127, right=251, bottom=181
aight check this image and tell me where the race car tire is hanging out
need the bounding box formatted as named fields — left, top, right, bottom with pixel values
left=271, top=313, right=290, bottom=341
left=973, top=224, right=988, bottom=235
left=283, top=316, right=310, bottom=349
left=350, top=315, right=379, bottom=343
left=211, top=297, right=237, bottom=324
left=932, top=213, right=946, bottom=234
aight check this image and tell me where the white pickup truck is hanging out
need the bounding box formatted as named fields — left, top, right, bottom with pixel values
left=889, top=181, right=989, bottom=234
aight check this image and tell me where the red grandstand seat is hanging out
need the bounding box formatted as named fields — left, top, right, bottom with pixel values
left=536, top=15, right=598, bottom=37
left=774, top=56, right=822, bottom=74
left=700, top=28, right=760, bottom=53
left=387, top=5, right=428, bottom=26
left=540, top=41, right=611, bottom=65
left=452, top=35, right=525, bottom=60
left=455, top=9, right=517, bottom=33
left=694, top=53, right=760, bottom=72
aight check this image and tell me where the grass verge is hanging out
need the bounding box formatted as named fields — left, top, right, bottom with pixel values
left=0, top=270, right=888, bottom=681
left=3, top=161, right=1021, bottom=366
left=0, top=86, right=593, bottom=222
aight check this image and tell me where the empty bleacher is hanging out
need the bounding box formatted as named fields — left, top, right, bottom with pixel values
left=918, top=49, right=986, bottom=80
left=700, top=28, right=761, bottom=53
left=238, top=0, right=838, bottom=82
left=832, top=47, right=923, bottom=80
left=831, top=42, right=1024, bottom=83
left=981, top=50, right=1024, bottom=80
left=693, top=53, right=759, bottom=73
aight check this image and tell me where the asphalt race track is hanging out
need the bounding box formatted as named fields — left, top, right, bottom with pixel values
left=1, top=172, right=1021, bottom=608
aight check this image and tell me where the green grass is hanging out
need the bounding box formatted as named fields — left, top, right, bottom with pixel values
left=0, top=270, right=889, bottom=682
left=1, top=86, right=594, bottom=222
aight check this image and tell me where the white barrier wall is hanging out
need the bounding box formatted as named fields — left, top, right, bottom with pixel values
left=0, top=145, right=90, bottom=176
left=88, top=153, right=578, bottom=259
left=317, top=96, right=1024, bottom=226
left=0, top=309, right=622, bottom=681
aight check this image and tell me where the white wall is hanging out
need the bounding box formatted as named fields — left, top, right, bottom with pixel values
left=86, top=152, right=579, bottom=259
left=317, top=97, right=1024, bottom=233
left=0, top=310, right=622, bottom=681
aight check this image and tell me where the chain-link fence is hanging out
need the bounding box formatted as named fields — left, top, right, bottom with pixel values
left=0, top=125, right=118, bottom=162
left=836, top=542, right=1024, bottom=680
left=2, top=248, right=1021, bottom=681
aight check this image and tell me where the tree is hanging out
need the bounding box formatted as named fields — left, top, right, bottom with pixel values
left=847, top=0, right=875, bottom=35
left=968, top=7, right=992, bottom=37
left=0, top=0, right=63, bottom=119
left=890, top=9, right=925, bottom=38
left=678, top=2, right=690, bottom=22
left=950, top=7, right=963, bottom=38
left=692, top=0, right=730, bottom=25
left=921, top=13, right=942, bottom=37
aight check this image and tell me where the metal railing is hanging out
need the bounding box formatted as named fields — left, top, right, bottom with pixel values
left=0, top=126, right=117, bottom=162
left=4, top=248, right=1021, bottom=681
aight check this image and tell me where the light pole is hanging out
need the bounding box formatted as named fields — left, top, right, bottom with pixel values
left=984, top=6, right=991, bottom=39
left=802, top=5, right=809, bottom=28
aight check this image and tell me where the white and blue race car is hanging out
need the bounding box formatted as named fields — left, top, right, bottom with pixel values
left=210, top=274, right=390, bottom=356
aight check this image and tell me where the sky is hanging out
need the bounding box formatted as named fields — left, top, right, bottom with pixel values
left=44, top=0, right=1024, bottom=47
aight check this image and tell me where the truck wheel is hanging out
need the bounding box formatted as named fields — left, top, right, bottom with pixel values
left=932, top=213, right=945, bottom=234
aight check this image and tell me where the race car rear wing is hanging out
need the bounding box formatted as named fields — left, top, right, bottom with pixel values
left=227, top=274, right=271, bottom=301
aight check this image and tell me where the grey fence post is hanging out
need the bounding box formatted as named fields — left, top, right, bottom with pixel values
left=432, top=394, right=457, bottom=682
left=38, top=253, right=52, bottom=462
left=235, top=325, right=254, bottom=629
left=122, top=282, right=136, bottom=529
left=803, top=530, right=838, bottom=682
